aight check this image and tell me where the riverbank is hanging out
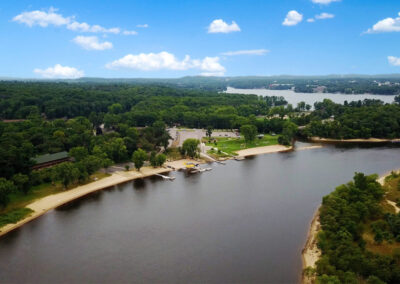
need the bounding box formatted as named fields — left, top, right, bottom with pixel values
left=310, top=137, right=400, bottom=144
left=0, top=165, right=180, bottom=237
left=301, top=207, right=321, bottom=284
left=301, top=169, right=400, bottom=283
left=0, top=144, right=318, bottom=238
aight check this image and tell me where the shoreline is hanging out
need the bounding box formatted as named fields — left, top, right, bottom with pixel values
left=0, top=144, right=300, bottom=238
left=310, top=137, right=400, bottom=144
left=301, top=207, right=321, bottom=284
left=301, top=169, right=400, bottom=283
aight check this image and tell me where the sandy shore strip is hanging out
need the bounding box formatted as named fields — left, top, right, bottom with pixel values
left=0, top=161, right=205, bottom=237
left=235, top=145, right=291, bottom=157
left=302, top=207, right=321, bottom=284
left=0, top=144, right=321, bottom=238
left=310, top=137, right=400, bottom=144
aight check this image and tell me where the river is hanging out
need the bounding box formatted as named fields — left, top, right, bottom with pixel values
left=225, top=87, right=397, bottom=107
left=0, top=144, right=399, bottom=283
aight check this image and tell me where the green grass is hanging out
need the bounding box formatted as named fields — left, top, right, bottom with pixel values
left=1, top=172, right=110, bottom=216
left=205, top=134, right=280, bottom=156
left=0, top=208, right=34, bottom=228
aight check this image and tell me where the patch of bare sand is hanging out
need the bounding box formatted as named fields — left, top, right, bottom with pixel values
left=0, top=166, right=171, bottom=237
left=235, top=145, right=290, bottom=157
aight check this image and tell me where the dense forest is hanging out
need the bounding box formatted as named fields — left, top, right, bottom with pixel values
left=313, top=173, right=400, bottom=283
left=0, top=81, right=399, bottom=213
left=303, top=98, right=400, bottom=139
left=4, top=75, right=400, bottom=95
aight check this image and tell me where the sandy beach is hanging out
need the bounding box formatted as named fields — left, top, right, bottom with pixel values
left=0, top=144, right=318, bottom=238
left=235, top=145, right=291, bottom=157
left=301, top=207, right=321, bottom=284
left=0, top=164, right=189, bottom=237
left=310, top=137, right=400, bottom=144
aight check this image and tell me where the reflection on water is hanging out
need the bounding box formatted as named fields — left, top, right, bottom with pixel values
left=0, top=145, right=399, bottom=283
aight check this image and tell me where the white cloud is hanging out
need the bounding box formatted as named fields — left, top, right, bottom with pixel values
left=366, top=12, right=400, bottom=33
left=13, top=7, right=120, bottom=34
left=136, top=24, right=149, bottom=28
left=388, top=56, right=400, bottom=66
left=282, top=10, right=303, bottom=26
left=67, top=21, right=120, bottom=34
left=12, top=7, right=69, bottom=27
left=72, top=36, right=112, bottom=50
left=221, top=49, right=269, bottom=56
left=34, top=64, right=84, bottom=78
left=123, top=30, right=138, bottom=35
left=106, top=51, right=226, bottom=75
left=308, top=12, right=335, bottom=23
left=311, top=0, right=341, bottom=4
left=315, top=13, right=335, bottom=19
left=208, top=19, right=241, bottom=33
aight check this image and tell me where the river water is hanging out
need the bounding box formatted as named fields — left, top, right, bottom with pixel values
left=0, top=144, right=399, bottom=283
left=225, top=87, right=397, bottom=107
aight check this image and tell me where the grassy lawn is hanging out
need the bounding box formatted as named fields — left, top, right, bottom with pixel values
left=205, top=134, right=280, bottom=156
left=0, top=208, right=34, bottom=228
left=0, top=172, right=109, bottom=228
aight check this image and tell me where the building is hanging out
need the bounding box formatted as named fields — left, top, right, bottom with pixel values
left=32, top=151, right=71, bottom=170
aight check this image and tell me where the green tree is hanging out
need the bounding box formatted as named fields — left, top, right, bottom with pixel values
left=149, top=151, right=157, bottom=167
left=12, top=173, right=30, bottom=194
left=55, top=163, right=80, bottom=188
left=69, top=146, right=88, bottom=162
left=240, top=124, right=257, bottom=143
left=182, top=139, right=200, bottom=158
left=132, top=149, right=147, bottom=171
left=206, top=126, right=213, bottom=141
left=0, top=178, right=15, bottom=208
left=156, top=154, right=167, bottom=167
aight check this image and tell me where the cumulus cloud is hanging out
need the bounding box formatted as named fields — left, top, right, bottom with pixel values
left=72, top=36, right=112, bottom=50
left=315, top=13, right=335, bottom=19
left=366, top=12, right=400, bottom=33
left=123, top=30, right=138, bottom=35
left=106, top=51, right=225, bottom=75
left=282, top=10, right=303, bottom=26
left=13, top=7, right=120, bottom=34
left=208, top=19, right=241, bottom=33
left=388, top=56, right=400, bottom=66
left=311, top=0, right=341, bottom=4
left=307, top=18, right=315, bottom=23
left=12, top=7, right=69, bottom=27
left=221, top=49, right=269, bottom=56
left=136, top=24, right=149, bottom=28
left=34, top=64, right=84, bottom=78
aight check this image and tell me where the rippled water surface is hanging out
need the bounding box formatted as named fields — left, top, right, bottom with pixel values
left=0, top=145, right=399, bottom=283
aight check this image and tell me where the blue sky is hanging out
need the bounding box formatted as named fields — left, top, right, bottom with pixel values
left=1, top=0, right=400, bottom=78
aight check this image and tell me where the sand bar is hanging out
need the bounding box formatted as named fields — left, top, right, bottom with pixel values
left=235, top=145, right=291, bottom=157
